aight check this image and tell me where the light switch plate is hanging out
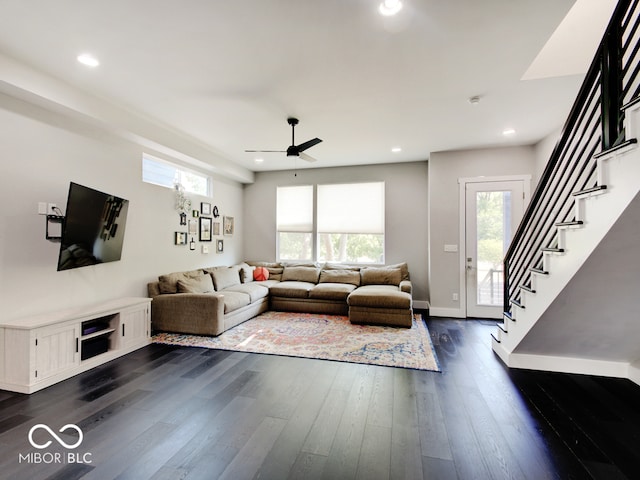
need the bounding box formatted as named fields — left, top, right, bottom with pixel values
left=444, top=244, right=458, bottom=252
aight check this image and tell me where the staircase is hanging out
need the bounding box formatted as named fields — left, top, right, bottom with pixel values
left=492, top=0, right=640, bottom=384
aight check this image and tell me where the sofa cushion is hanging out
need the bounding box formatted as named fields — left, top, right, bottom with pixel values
left=348, top=285, right=411, bottom=309
left=158, top=270, right=205, bottom=294
left=270, top=281, right=315, bottom=299
left=211, top=266, right=241, bottom=291
left=319, top=269, right=361, bottom=286
left=282, top=266, right=321, bottom=283
left=177, top=274, right=215, bottom=294
left=309, top=283, right=357, bottom=301
left=360, top=266, right=402, bottom=286
left=224, top=283, right=270, bottom=303
left=387, top=262, right=410, bottom=281
left=239, top=263, right=256, bottom=283
left=219, top=291, right=251, bottom=313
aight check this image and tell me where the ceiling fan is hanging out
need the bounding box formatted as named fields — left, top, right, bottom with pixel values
left=245, top=117, right=322, bottom=162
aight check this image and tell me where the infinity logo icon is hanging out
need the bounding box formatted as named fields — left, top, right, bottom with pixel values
left=28, top=424, right=83, bottom=450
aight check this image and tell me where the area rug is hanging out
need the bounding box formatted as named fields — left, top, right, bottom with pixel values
left=153, top=311, right=440, bottom=372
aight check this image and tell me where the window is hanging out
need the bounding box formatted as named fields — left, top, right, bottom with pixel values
left=276, top=182, right=385, bottom=264
left=142, top=154, right=211, bottom=196
left=277, top=185, right=314, bottom=261
left=318, top=182, right=385, bottom=264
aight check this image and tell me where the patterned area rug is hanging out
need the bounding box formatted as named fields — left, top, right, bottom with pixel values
left=153, top=311, right=440, bottom=372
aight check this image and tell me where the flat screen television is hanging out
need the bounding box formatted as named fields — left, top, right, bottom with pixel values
left=57, top=182, right=129, bottom=271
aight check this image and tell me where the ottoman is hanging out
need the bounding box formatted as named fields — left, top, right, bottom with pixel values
left=347, top=285, right=413, bottom=327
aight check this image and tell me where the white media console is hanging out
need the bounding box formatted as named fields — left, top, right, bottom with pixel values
left=0, top=297, right=151, bottom=394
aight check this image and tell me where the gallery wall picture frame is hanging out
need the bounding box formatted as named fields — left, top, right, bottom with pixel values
left=188, top=219, right=198, bottom=236
left=174, top=232, right=188, bottom=245
left=216, top=239, right=224, bottom=253
left=223, top=216, right=234, bottom=236
left=213, top=222, right=220, bottom=236
left=192, top=209, right=199, bottom=217
left=199, top=217, right=212, bottom=241
left=201, top=202, right=211, bottom=215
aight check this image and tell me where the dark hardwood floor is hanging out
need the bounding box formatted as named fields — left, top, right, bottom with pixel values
left=1, top=315, right=639, bottom=479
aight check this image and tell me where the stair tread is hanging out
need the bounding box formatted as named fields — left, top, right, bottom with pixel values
left=503, top=311, right=515, bottom=322
left=572, top=185, right=607, bottom=196
left=622, top=95, right=640, bottom=110
left=496, top=323, right=507, bottom=333
left=520, top=285, right=536, bottom=293
left=530, top=267, right=549, bottom=275
left=593, top=138, right=638, bottom=159
left=541, top=247, right=565, bottom=253
left=555, top=220, right=584, bottom=227
left=510, top=299, right=525, bottom=309
left=490, top=333, right=501, bottom=344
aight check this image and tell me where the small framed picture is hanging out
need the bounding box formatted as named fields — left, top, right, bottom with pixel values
left=201, top=202, right=211, bottom=215
left=223, top=216, right=234, bottom=236
left=199, top=217, right=212, bottom=241
left=174, top=232, right=188, bottom=245
left=188, top=219, right=198, bottom=236
left=216, top=239, right=224, bottom=253
left=192, top=209, right=199, bottom=217
left=213, top=222, right=220, bottom=236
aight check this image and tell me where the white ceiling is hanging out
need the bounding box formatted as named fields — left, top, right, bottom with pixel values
left=0, top=0, right=600, bottom=177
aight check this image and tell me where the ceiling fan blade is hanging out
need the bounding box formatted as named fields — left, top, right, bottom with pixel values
left=296, top=138, right=322, bottom=152
left=244, top=149, right=286, bottom=153
left=299, top=152, right=318, bottom=163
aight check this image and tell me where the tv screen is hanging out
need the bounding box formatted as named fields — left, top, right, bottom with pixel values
left=57, top=182, right=129, bottom=271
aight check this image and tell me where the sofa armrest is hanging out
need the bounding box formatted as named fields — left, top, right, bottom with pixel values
left=399, top=280, right=412, bottom=295
left=151, top=293, right=225, bottom=336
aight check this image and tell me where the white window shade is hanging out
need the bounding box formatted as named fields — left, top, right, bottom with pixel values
left=277, top=185, right=313, bottom=232
left=317, top=182, right=384, bottom=234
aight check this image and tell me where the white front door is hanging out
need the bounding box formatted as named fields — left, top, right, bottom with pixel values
left=465, top=180, right=526, bottom=318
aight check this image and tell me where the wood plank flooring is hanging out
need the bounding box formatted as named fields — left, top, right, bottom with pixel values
left=1, top=315, right=639, bottom=479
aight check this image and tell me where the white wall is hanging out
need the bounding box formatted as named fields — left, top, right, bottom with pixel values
left=534, top=128, right=561, bottom=184
left=243, top=162, right=430, bottom=304
left=0, top=93, right=244, bottom=321
left=428, top=146, right=537, bottom=317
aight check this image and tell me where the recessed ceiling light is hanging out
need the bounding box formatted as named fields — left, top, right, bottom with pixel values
left=391, top=147, right=402, bottom=153
left=379, top=0, right=403, bottom=16
left=254, top=158, right=264, bottom=164
left=77, top=54, right=100, bottom=67
left=503, top=128, right=516, bottom=136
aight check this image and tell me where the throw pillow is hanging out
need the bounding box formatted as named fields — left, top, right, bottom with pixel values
left=177, top=274, right=215, bottom=294
left=282, top=266, right=321, bottom=283
left=239, top=263, right=256, bottom=283
left=319, top=269, right=361, bottom=286
left=158, top=269, right=204, bottom=294
left=361, top=266, right=402, bottom=286
left=253, top=266, right=270, bottom=281
left=212, top=266, right=241, bottom=291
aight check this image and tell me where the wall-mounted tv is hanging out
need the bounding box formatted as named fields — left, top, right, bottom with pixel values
left=57, top=182, right=129, bottom=271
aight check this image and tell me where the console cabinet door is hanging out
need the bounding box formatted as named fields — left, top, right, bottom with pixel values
left=120, top=305, right=150, bottom=349
left=34, top=323, right=80, bottom=382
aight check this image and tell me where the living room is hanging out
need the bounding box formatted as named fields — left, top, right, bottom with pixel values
left=3, top=1, right=640, bottom=478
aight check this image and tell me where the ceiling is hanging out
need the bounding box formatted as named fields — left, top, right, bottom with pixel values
left=0, top=0, right=601, bottom=178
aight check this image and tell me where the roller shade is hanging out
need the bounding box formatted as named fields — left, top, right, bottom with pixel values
left=317, top=182, right=384, bottom=234
left=277, top=185, right=313, bottom=232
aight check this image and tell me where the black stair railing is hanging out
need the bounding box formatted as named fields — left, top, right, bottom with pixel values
left=504, top=0, right=640, bottom=314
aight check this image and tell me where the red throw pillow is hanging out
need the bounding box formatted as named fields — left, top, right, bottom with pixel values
left=253, top=266, right=269, bottom=281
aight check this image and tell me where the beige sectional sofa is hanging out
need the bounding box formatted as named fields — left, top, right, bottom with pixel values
left=147, top=262, right=413, bottom=336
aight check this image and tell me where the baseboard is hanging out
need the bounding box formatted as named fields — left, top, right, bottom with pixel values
left=413, top=300, right=430, bottom=310
left=428, top=307, right=465, bottom=318
left=628, top=361, right=640, bottom=387
left=504, top=352, right=629, bottom=379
